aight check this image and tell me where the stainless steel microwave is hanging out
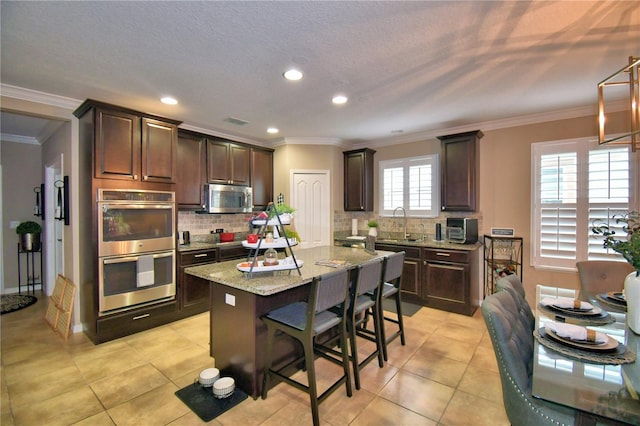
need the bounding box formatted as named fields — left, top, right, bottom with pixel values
left=204, top=184, right=253, bottom=213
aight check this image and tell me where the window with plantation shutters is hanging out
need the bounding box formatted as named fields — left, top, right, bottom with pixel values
left=532, top=138, right=632, bottom=270
left=379, top=155, right=439, bottom=217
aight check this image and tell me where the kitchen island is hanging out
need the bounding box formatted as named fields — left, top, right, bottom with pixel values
left=185, top=245, right=393, bottom=399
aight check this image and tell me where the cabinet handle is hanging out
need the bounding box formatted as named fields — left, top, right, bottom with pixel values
left=133, top=313, right=150, bottom=320
left=194, top=254, right=208, bottom=258
left=435, top=252, right=451, bottom=257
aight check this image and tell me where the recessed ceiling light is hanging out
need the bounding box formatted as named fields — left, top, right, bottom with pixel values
left=267, top=127, right=279, bottom=134
left=332, top=94, right=348, bottom=105
left=283, top=69, right=303, bottom=81
left=161, top=96, right=178, bottom=105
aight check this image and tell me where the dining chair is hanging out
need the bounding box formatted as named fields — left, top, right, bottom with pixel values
left=482, top=290, right=578, bottom=425
left=261, top=268, right=352, bottom=426
left=499, top=273, right=526, bottom=299
left=496, top=276, right=534, bottom=329
left=376, top=251, right=406, bottom=362
left=576, top=260, right=635, bottom=302
left=345, top=258, right=385, bottom=390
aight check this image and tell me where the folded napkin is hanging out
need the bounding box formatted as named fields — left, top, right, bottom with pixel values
left=540, top=297, right=593, bottom=310
left=545, top=321, right=607, bottom=343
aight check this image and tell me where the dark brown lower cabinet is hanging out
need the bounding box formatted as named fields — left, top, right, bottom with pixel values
left=423, top=247, right=480, bottom=316
left=376, top=242, right=480, bottom=316
left=177, top=248, right=217, bottom=318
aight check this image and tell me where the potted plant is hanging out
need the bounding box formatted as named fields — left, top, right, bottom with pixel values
left=269, top=203, right=296, bottom=223
left=591, top=211, right=640, bottom=333
left=16, top=220, right=42, bottom=252
left=367, top=220, right=378, bottom=238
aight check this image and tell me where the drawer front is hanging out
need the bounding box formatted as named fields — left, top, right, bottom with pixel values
left=423, top=248, right=469, bottom=264
left=180, top=249, right=217, bottom=265
left=375, top=244, right=421, bottom=260
left=218, top=245, right=247, bottom=261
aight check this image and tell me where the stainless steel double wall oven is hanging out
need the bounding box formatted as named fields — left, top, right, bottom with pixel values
left=97, top=189, right=176, bottom=315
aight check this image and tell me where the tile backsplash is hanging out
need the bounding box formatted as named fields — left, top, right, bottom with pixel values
left=177, top=211, right=252, bottom=241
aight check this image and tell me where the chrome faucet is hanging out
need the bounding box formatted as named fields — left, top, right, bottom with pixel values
left=393, top=207, right=409, bottom=239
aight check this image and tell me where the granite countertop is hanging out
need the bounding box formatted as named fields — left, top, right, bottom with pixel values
left=185, top=245, right=393, bottom=296
left=334, top=235, right=482, bottom=251
left=177, top=241, right=243, bottom=252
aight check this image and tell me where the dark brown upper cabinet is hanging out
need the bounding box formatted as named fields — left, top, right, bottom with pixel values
left=74, top=100, right=180, bottom=184
left=438, top=130, right=483, bottom=212
left=207, top=138, right=251, bottom=186
left=176, top=130, right=206, bottom=208
left=344, top=148, right=376, bottom=211
left=251, top=147, right=274, bottom=209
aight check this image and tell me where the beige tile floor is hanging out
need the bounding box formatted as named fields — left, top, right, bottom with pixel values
left=1, top=292, right=509, bottom=425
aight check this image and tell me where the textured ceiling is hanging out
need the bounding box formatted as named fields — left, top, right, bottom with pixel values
left=1, top=1, right=638, bottom=146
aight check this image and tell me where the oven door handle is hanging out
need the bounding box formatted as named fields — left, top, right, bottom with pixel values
left=153, top=251, right=174, bottom=259
left=103, top=256, right=139, bottom=265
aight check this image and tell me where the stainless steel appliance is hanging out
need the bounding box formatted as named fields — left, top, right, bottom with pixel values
left=97, top=189, right=176, bottom=315
left=446, top=217, right=478, bottom=244
left=204, top=184, right=252, bottom=213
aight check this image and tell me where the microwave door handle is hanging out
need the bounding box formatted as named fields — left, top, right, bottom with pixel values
left=103, top=256, right=139, bottom=265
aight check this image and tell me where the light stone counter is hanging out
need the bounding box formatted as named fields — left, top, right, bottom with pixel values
left=185, top=245, right=393, bottom=296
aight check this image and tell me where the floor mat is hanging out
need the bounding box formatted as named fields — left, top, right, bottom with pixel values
left=1, top=294, right=37, bottom=315
left=382, top=299, right=421, bottom=316
left=175, top=382, right=248, bottom=422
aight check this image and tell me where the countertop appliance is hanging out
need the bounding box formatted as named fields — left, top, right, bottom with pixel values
left=204, top=184, right=252, bottom=213
left=446, top=217, right=478, bottom=244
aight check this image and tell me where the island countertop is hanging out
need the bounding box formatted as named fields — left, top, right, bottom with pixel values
left=185, top=245, right=392, bottom=296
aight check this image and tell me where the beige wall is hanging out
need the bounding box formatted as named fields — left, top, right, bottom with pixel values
left=0, top=140, right=43, bottom=292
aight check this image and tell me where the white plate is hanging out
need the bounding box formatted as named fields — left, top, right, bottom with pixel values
left=237, top=257, right=303, bottom=272
left=543, top=327, right=618, bottom=351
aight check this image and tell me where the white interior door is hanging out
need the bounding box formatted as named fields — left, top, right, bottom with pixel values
left=290, top=170, right=330, bottom=248
left=45, top=155, right=64, bottom=296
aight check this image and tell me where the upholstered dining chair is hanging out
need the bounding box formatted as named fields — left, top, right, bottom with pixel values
left=576, top=260, right=635, bottom=302
left=261, top=268, right=352, bottom=426
left=482, top=290, right=578, bottom=425
left=495, top=276, right=534, bottom=329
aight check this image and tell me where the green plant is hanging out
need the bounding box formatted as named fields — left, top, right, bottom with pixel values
left=284, top=228, right=301, bottom=242
left=269, top=203, right=296, bottom=218
left=591, top=211, right=640, bottom=275
left=367, top=220, right=378, bottom=228
left=16, top=221, right=42, bottom=234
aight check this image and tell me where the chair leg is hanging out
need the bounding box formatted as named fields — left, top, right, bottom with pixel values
left=371, top=303, right=385, bottom=367
left=378, top=302, right=389, bottom=361
left=394, top=293, right=406, bottom=346
left=261, top=325, right=276, bottom=400
left=348, top=317, right=362, bottom=390
left=303, top=335, right=320, bottom=426
left=339, top=322, right=353, bottom=397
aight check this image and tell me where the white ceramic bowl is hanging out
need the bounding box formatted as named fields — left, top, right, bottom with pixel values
left=199, top=368, right=220, bottom=387
left=212, top=377, right=235, bottom=398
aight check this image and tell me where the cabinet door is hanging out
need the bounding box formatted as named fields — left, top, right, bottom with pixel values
left=251, top=148, right=274, bottom=208
left=424, top=260, right=470, bottom=315
left=344, top=148, right=375, bottom=211
left=179, top=266, right=210, bottom=310
left=207, top=139, right=231, bottom=184
left=438, top=130, right=483, bottom=211
left=141, top=118, right=177, bottom=183
left=177, top=133, right=206, bottom=208
left=375, top=244, right=422, bottom=304
left=95, top=108, right=140, bottom=180
left=230, top=144, right=251, bottom=186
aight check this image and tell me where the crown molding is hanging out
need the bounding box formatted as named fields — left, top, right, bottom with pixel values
left=272, top=137, right=345, bottom=148
left=1, top=84, right=82, bottom=110
left=1, top=133, right=39, bottom=145
left=178, top=123, right=268, bottom=146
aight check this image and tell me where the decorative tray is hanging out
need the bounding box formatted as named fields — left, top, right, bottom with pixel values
left=241, top=238, right=297, bottom=249
left=237, top=257, right=303, bottom=272
left=251, top=217, right=291, bottom=226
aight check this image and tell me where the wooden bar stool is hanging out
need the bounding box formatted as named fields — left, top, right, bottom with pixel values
left=377, top=251, right=406, bottom=361
left=261, top=268, right=352, bottom=426
left=346, top=258, right=385, bottom=390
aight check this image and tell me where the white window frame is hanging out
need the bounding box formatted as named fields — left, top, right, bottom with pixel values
left=531, top=137, right=636, bottom=270
left=378, top=155, right=440, bottom=218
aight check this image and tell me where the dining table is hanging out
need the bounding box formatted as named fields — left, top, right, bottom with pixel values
left=531, top=291, right=640, bottom=424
